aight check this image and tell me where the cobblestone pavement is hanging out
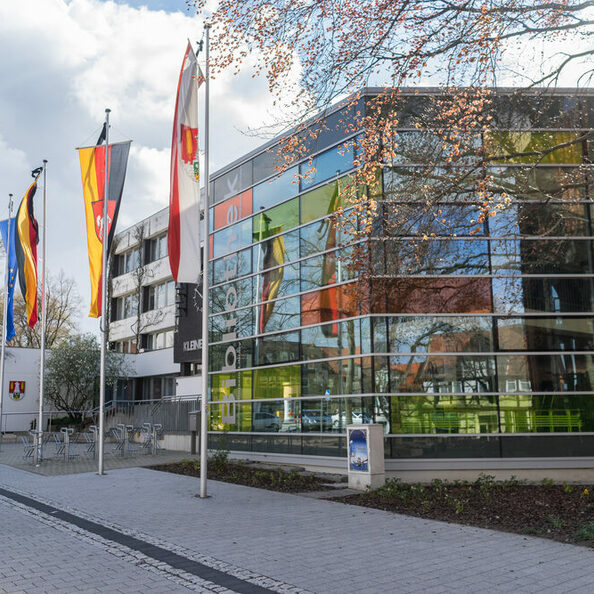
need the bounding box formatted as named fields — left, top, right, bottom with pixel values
left=0, top=442, right=198, bottom=475
left=1, top=464, right=594, bottom=593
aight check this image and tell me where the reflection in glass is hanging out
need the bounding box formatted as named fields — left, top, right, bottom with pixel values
left=252, top=167, right=299, bottom=212
left=490, top=239, right=593, bottom=275
left=484, top=131, right=584, bottom=164
left=253, top=229, right=300, bottom=271
left=212, top=248, right=252, bottom=285
left=497, top=317, right=594, bottom=351
left=211, top=277, right=253, bottom=315
left=390, top=395, right=499, bottom=434
left=209, top=307, right=254, bottom=343
left=209, top=339, right=253, bottom=372
left=384, top=239, right=490, bottom=275
left=257, top=331, right=301, bottom=365
left=302, top=319, right=360, bottom=361
left=300, top=144, right=355, bottom=189
left=389, top=355, right=496, bottom=394
left=252, top=399, right=301, bottom=433
left=253, top=198, right=299, bottom=242
left=387, top=316, right=493, bottom=354
left=300, top=250, right=353, bottom=291
left=489, top=202, right=592, bottom=237
left=379, top=201, right=486, bottom=237
left=373, top=278, right=492, bottom=314
left=301, top=284, right=360, bottom=329
left=497, top=354, right=594, bottom=393
left=492, top=277, right=594, bottom=314
left=213, top=218, right=252, bottom=259
left=256, top=295, right=301, bottom=334
left=253, top=365, right=301, bottom=399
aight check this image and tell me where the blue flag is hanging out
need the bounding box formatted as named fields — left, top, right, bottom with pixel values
left=0, top=217, right=17, bottom=342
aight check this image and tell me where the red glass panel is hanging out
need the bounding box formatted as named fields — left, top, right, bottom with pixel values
left=372, top=278, right=492, bottom=314
left=213, top=189, right=253, bottom=232
left=301, top=284, right=359, bottom=328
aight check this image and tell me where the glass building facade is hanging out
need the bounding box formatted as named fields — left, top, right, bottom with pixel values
left=203, top=89, right=594, bottom=459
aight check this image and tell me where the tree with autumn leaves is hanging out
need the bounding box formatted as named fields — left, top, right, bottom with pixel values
left=193, top=0, right=593, bottom=233
left=192, top=1, right=593, bottom=322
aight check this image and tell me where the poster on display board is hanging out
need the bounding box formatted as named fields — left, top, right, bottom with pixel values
left=348, top=427, right=369, bottom=472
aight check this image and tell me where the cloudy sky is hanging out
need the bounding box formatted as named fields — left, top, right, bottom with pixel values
left=0, top=0, right=288, bottom=332
left=0, top=0, right=591, bottom=334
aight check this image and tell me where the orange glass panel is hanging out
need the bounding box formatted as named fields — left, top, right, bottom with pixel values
left=213, top=189, right=253, bottom=232
left=208, top=234, right=214, bottom=259
left=301, top=284, right=359, bottom=327
left=373, top=278, right=492, bottom=314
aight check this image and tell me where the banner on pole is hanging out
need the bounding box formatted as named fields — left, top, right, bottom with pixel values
left=77, top=140, right=131, bottom=318
left=0, top=217, right=17, bottom=341
left=15, top=177, right=40, bottom=329
left=168, top=42, right=203, bottom=284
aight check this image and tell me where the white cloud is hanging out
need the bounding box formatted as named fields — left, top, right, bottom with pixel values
left=0, top=0, right=288, bottom=331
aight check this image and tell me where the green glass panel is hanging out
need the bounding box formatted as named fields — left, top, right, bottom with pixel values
left=484, top=131, right=584, bottom=164
left=209, top=402, right=252, bottom=432
left=301, top=181, right=343, bottom=224
left=252, top=198, right=299, bottom=242
left=209, top=371, right=252, bottom=432
left=390, top=395, right=500, bottom=434
left=211, top=371, right=252, bottom=401
left=498, top=394, right=594, bottom=433
left=253, top=365, right=301, bottom=399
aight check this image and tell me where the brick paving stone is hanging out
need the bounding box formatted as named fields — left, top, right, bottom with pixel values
left=1, top=464, right=594, bottom=593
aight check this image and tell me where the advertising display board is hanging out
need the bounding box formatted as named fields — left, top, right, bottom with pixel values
left=173, top=282, right=203, bottom=363
left=347, top=424, right=385, bottom=490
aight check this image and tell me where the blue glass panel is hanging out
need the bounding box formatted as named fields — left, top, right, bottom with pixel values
left=252, top=167, right=299, bottom=212
left=301, top=145, right=355, bottom=189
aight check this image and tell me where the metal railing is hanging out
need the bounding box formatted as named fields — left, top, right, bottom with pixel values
left=1, top=397, right=200, bottom=436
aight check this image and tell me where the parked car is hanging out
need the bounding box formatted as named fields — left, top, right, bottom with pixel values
left=301, top=409, right=333, bottom=431
left=253, top=411, right=281, bottom=432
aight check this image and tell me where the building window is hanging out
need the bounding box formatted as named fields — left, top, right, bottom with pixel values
left=142, top=329, right=174, bottom=351
left=142, top=376, right=176, bottom=400
left=145, top=234, right=168, bottom=264
left=145, top=281, right=176, bottom=311
left=121, top=248, right=140, bottom=274
left=114, top=293, right=139, bottom=321
left=112, top=339, right=138, bottom=354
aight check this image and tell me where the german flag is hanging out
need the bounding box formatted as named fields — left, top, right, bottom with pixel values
left=78, top=141, right=130, bottom=317
left=15, top=174, right=41, bottom=329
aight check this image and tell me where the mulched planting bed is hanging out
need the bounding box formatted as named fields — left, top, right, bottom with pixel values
left=150, top=456, right=329, bottom=493
left=330, top=475, right=594, bottom=547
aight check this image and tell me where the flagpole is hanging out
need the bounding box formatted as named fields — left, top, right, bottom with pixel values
left=98, top=108, right=110, bottom=476
left=0, top=194, right=13, bottom=452
left=199, top=24, right=211, bottom=499
left=34, top=160, right=48, bottom=466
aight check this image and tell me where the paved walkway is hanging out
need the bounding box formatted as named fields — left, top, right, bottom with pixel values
left=0, top=442, right=197, bottom=475
left=1, top=464, right=593, bottom=593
